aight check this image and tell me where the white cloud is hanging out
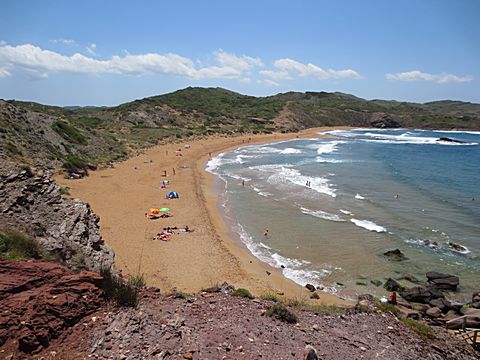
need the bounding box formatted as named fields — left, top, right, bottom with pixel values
left=0, top=43, right=263, bottom=80
left=215, top=50, right=263, bottom=71
left=0, top=40, right=6, bottom=46
left=51, top=38, right=77, bottom=45
left=259, top=69, right=292, bottom=80
left=386, top=70, right=472, bottom=84
left=257, top=79, right=280, bottom=87
left=272, top=58, right=361, bottom=80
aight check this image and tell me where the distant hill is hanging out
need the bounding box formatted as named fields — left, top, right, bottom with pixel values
left=2, top=87, right=479, bottom=170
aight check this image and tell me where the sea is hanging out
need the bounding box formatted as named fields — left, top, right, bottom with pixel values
left=206, top=129, right=480, bottom=301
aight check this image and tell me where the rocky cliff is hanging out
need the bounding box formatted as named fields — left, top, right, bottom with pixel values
left=0, top=169, right=114, bottom=272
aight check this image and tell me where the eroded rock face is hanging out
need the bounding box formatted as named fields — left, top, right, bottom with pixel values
left=0, top=259, right=104, bottom=354
left=426, top=272, right=459, bottom=291
left=0, top=170, right=114, bottom=272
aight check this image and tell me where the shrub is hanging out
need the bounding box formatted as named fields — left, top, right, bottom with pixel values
left=232, top=288, right=254, bottom=299
left=400, top=318, right=436, bottom=341
left=0, top=229, right=41, bottom=260
left=260, top=292, right=280, bottom=302
left=62, top=155, right=88, bottom=173
left=60, top=186, right=71, bottom=195
left=52, top=120, right=88, bottom=144
left=100, top=267, right=144, bottom=308
left=174, top=291, right=192, bottom=299
left=376, top=303, right=401, bottom=317
left=266, top=303, right=298, bottom=324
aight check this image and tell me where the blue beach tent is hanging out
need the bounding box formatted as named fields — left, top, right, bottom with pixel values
left=167, top=191, right=179, bottom=199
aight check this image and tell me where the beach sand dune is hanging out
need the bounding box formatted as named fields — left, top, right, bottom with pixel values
left=56, top=128, right=351, bottom=305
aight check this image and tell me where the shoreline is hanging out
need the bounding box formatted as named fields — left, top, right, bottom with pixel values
left=56, top=127, right=352, bottom=306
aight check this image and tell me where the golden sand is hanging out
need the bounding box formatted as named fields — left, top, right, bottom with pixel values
left=56, top=127, right=352, bottom=305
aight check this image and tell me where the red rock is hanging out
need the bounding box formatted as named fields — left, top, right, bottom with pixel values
left=0, top=259, right=104, bottom=354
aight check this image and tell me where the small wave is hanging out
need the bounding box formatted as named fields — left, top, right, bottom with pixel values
left=250, top=164, right=336, bottom=197
left=355, top=194, right=365, bottom=200
left=321, top=129, right=478, bottom=146
left=308, top=140, right=345, bottom=155
left=340, top=209, right=353, bottom=215
left=205, top=153, right=226, bottom=173
left=300, top=207, right=345, bottom=222
left=316, top=157, right=344, bottom=163
left=351, top=218, right=386, bottom=232
left=252, top=186, right=273, bottom=197
left=280, top=147, right=303, bottom=154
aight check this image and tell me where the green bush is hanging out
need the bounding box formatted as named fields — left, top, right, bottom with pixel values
left=62, top=155, right=88, bottom=173
left=400, top=318, right=436, bottom=341
left=260, top=292, right=281, bottom=302
left=52, top=120, right=88, bottom=144
left=232, top=288, right=254, bottom=299
left=376, top=303, right=401, bottom=317
left=174, top=291, right=192, bottom=299
left=0, top=229, right=41, bottom=260
left=100, top=267, right=144, bottom=308
left=60, top=186, right=71, bottom=195
left=266, top=303, right=298, bottom=324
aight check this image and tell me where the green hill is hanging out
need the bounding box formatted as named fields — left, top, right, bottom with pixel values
left=2, top=87, right=479, bottom=170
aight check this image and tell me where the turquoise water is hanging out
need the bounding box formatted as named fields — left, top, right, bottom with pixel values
left=207, top=129, right=480, bottom=300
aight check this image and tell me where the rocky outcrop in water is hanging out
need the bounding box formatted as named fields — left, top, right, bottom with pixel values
left=0, top=170, right=114, bottom=272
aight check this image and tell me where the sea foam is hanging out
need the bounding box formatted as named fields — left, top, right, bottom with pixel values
left=300, top=207, right=345, bottom=222
left=350, top=218, right=386, bottom=232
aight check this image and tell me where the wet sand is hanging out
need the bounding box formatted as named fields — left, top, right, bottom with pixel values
left=56, top=127, right=352, bottom=305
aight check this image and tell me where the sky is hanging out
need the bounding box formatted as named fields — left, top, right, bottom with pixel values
left=0, top=0, right=479, bottom=106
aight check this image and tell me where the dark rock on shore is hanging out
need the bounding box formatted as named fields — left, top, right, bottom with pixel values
left=384, top=278, right=403, bottom=292
left=400, top=286, right=444, bottom=304
left=305, top=283, right=316, bottom=292
left=426, top=272, right=459, bottom=291
left=437, top=137, right=466, bottom=144
left=472, top=291, right=480, bottom=309
left=384, top=249, right=408, bottom=261
left=0, top=170, right=114, bottom=272
left=369, top=112, right=401, bottom=128
left=0, top=259, right=104, bottom=354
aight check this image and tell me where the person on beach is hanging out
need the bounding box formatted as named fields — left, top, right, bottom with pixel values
left=264, top=229, right=269, bottom=237
left=388, top=291, right=397, bottom=305
left=172, top=168, right=176, bottom=175
left=242, top=180, right=245, bottom=187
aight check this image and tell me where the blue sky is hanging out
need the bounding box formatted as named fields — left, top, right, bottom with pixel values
left=1, top=0, right=479, bottom=106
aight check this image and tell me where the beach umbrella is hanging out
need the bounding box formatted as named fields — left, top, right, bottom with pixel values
left=150, top=208, right=160, bottom=214
left=159, top=207, right=170, bottom=212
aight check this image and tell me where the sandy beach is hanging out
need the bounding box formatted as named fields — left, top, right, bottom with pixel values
left=56, top=127, right=352, bottom=305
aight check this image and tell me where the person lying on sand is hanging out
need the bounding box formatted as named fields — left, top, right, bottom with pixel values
left=179, top=225, right=193, bottom=233
left=159, top=213, right=173, bottom=218
left=145, top=213, right=159, bottom=220
left=153, top=233, right=170, bottom=241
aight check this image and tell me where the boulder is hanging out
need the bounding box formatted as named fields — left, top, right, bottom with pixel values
left=400, top=286, right=444, bottom=304
left=429, top=298, right=452, bottom=313
left=304, top=345, right=319, bottom=360
left=305, top=284, right=316, bottom=292
left=383, top=249, right=408, bottom=261
left=310, top=292, right=320, bottom=300
left=384, top=278, right=403, bottom=292
left=426, top=272, right=459, bottom=291
left=369, top=112, right=401, bottom=128
left=471, top=291, right=480, bottom=309
left=426, top=307, right=442, bottom=318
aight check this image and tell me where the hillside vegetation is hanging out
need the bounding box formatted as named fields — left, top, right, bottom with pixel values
left=2, top=87, right=479, bottom=170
